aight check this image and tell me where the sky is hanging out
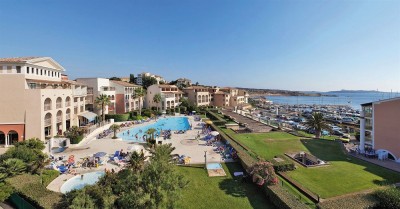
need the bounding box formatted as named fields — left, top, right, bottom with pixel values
left=0, top=0, right=399, bottom=92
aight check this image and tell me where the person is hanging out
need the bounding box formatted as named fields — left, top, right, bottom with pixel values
left=81, top=174, right=84, bottom=180
left=111, top=168, right=115, bottom=174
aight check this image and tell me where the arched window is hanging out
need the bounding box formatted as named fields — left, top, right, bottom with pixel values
left=65, top=97, right=71, bottom=107
left=56, top=97, right=62, bottom=109
left=44, top=98, right=52, bottom=111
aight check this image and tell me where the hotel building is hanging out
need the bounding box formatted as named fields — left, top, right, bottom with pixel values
left=146, top=84, right=183, bottom=111
left=0, top=57, right=93, bottom=146
left=176, top=78, right=192, bottom=88
left=110, top=80, right=142, bottom=114
left=360, top=97, right=400, bottom=162
left=136, top=72, right=166, bottom=86
left=182, top=86, right=211, bottom=106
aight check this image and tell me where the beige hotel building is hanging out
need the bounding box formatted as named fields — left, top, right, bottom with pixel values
left=0, top=57, right=94, bottom=146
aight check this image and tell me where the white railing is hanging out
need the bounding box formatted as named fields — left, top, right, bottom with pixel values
left=56, top=116, right=62, bottom=123
left=65, top=102, right=71, bottom=107
left=44, top=104, right=51, bottom=111
left=44, top=118, right=52, bottom=126
left=56, top=103, right=62, bottom=109
left=66, top=114, right=70, bottom=120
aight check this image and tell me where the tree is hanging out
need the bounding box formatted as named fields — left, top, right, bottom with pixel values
left=142, top=76, right=158, bottom=89
left=146, top=128, right=157, bottom=146
left=129, top=74, right=136, bottom=84
left=0, top=182, right=13, bottom=202
left=127, top=151, right=147, bottom=173
left=0, top=158, right=26, bottom=177
left=305, top=112, right=331, bottom=139
left=110, top=124, right=121, bottom=139
left=2, top=139, right=47, bottom=164
left=133, top=88, right=145, bottom=116
left=70, top=193, right=95, bottom=209
left=65, top=126, right=84, bottom=144
left=109, top=77, right=121, bottom=81
left=95, top=94, right=111, bottom=124
left=153, top=93, right=162, bottom=111
left=150, top=143, right=175, bottom=163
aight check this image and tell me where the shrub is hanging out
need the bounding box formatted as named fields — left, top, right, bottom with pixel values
left=248, top=161, right=278, bottom=186
left=131, top=115, right=144, bottom=121
left=6, top=174, right=62, bottom=209
left=70, top=135, right=84, bottom=144
left=373, top=187, right=400, bottom=209
left=141, top=109, right=152, bottom=117
left=318, top=192, right=377, bottom=209
left=265, top=185, right=309, bottom=209
left=0, top=182, right=13, bottom=202
left=105, top=113, right=130, bottom=122
left=41, top=170, right=60, bottom=186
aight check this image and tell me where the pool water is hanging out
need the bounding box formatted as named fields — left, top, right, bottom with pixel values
left=60, top=171, right=105, bottom=194
left=207, top=163, right=222, bottom=170
left=118, top=117, right=190, bottom=142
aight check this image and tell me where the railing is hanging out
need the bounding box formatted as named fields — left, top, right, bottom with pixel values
left=65, top=101, right=71, bottom=107
left=66, top=114, right=70, bottom=120
left=44, top=118, right=52, bottom=127
left=162, top=93, right=175, bottom=98
left=44, top=104, right=51, bottom=111
left=56, top=116, right=62, bottom=123
left=56, top=103, right=62, bottom=109
left=87, top=88, right=94, bottom=94
left=85, top=99, right=93, bottom=104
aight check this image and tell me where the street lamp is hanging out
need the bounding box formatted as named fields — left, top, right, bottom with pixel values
left=204, top=151, right=207, bottom=169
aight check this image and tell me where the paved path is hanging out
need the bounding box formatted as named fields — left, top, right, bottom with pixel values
left=221, top=110, right=273, bottom=132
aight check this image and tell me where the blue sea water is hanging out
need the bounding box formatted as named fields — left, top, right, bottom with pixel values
left=266, top=92, right=399, bottom=110
left=117, top=117, right=190, bottom=142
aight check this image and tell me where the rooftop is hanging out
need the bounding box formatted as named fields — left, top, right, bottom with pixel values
left=110, top=80, right=141, bottom=87
left=361, top=96, right=400, bottom=106
left=0, top=56, right=42, bottom=63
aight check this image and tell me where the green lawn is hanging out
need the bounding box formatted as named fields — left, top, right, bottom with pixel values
left=221, top=130, right=400, bottom=199
left=176, top=163, right=275, bottom=209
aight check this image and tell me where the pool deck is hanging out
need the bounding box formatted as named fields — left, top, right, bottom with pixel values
left=47, top=115, right=233, bottom=193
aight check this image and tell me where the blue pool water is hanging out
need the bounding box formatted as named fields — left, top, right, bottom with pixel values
left=117, top=117, right=191, bottom=142
left=207, top=163, right=222, bottom=170
left=60, top=171, right=105, bottom=194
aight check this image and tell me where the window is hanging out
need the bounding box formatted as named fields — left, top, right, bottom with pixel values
left=48, top=71, right=50, bottom=76
left=40, top=69, right=43, bottom=75
left=36, top=68, right=39, bottom=75
left=52, top=71, right=54, bottom=77
left=16, top=66, right=21, bottom=73
left=44, top=70, right=47, bottom=76
left=7, top=66, right=12, bottom=73
left=26, top=67, right=30, bottom=74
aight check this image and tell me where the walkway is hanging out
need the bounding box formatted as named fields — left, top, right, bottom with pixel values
left=344, top=143, right=400, bottom=173
left=221, top=110, right=273, bottom=133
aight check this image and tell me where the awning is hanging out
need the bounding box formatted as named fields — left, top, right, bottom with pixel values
left=78, top=112, right=97, bottom=122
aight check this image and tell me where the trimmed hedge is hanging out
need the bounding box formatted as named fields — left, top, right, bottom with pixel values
left=41, top=170, right=60, bottom=186
left=265, top=185, right=309, bottom=209
left=318, top=192, right=377, bottom=209
left=70, top=135, right=83, bottom=144
left=105, top=113, right=130, bottom=122
left=6, top=174, right=62, bottom=209
left=373, top=187, right=400, bottom=209
left=271, top=156, right=296, bottom=172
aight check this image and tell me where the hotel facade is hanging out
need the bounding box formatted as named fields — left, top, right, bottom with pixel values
left=0, top=57, right=93, bottom=146
left=146, top=84, right=183, bottom=111
left=360, top=97, right=400, bottom=162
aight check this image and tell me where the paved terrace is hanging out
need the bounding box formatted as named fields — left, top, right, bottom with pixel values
left=221, top=110, right=273, bottom=132
left=47, top=116, right=232, bottom=193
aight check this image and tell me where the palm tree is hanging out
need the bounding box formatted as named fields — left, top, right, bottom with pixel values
left=153, top=93, right=162, bottom=112
left=146, top=128, right=157, bottom=142
left=305, top=112, right=331, bottom=139
left=110, top=124, right=121, bottom=139
left=95, top=94, right=111, bottom=124
left=133, top=88, right=145, bottom=116
left=127, top=151, right=147, bottom=172
left=0, top=158, right=26, bottom=177
left=150, top=144, right=176, bottom=163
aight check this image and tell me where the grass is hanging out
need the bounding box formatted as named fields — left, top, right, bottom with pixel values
left=220, top=130, right=400, bottom=199
left=176, top=163, right=275, bottom=209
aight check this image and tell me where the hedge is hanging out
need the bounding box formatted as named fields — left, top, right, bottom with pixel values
left=318, top=192, right=377, bottom=209
left=70, top=135, right=84, bottom=144
left=6, top=174, right=62, bottom=209
left=41, top=170, right=60, bottom=186
left=373, top=187, right=400, bottom=209
left=265, top=185, right=309, bottom=209
left=270, top=156, right=296, bottom=172
left=105, top=113, right=130, bottom=122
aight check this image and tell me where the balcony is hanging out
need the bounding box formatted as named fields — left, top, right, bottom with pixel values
left=73, top=88, right=87, bottom=96
left=65, top=102, right=71, bottom=107
left=66, top=114, right=70, bottom=120
left=162, top=93, right=175, bottom=99
left=85, top=99, right=93, bottom=104
left=44, top=118, right=52, bottom=127
left=44, top=104, right=51, bottom=111
left=87, top=88, right=94, bottom=95
left=56, top=116, right=62, bottom=123
left=56, top=102, right=62, bottom=109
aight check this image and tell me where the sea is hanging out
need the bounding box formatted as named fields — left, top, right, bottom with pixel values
left=265, top=92, right=400, bottom=110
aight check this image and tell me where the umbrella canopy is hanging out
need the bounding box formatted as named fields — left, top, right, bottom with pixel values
left=94, top=152, right=107, bottom=158
left=205, top=120, right=213, bottom=125
left=210, top=131, right=220, bottom=136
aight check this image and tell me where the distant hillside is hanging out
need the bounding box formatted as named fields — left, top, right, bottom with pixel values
left=238, top=88, right=322, bottom=97
left=328, top=90, right=380, bottom=93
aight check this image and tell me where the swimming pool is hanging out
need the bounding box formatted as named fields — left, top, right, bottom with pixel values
left=60, top=171, right=105, bottom=194
left=118, top=117, right=190, bottom=142
left=206, top=163, right=223, bottom=170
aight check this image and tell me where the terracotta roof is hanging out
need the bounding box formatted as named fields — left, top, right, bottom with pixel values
left=213, top=91, right=227, bottom=95
left=159, top=84, right=178, bottom=88
left=0, top=57, right=42, bottom=63
left=110, top=80, right=141, bottom=87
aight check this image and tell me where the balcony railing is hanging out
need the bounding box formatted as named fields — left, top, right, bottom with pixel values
left=44, top=118, right=52, bottom=127
left=87, top=88, right=94, bottom=94
left=56, top=103, right=62, bottom=109
left=66, top=114, right=70, bottom=120
left=85, top=99, right=93, bottom=104
left=44, top=104, right=51, bottom=111
left=56, top=116, right=62, bottom=123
